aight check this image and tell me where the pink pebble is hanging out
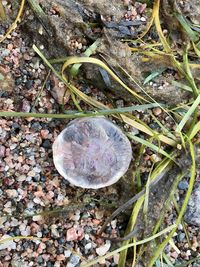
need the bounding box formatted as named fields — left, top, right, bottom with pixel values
left=66, top=227, right=78, bottom=241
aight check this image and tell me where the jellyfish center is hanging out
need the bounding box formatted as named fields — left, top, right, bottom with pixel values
left=72, top=137, right=117, bottom=180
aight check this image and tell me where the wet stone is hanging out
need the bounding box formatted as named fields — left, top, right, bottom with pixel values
left=40, top=175, right=46, bottom=182
left=177, top=232, right=185, bottom=242
left=57, top=246, right=64, bottom=254
left=15, top=77, right=23, bottom=86
left=31, top=122, right=42, bottom=131
left=37, top=256, right=44, bottom=264
left=178, top=180, right=189, bottom=190
left=25, top=80, right=34, bottom=89
left=58, top=238, right=66, bottom=245
left=41, top=139, right=51, bottom=149
left=12, top=123, right=20, bottom=132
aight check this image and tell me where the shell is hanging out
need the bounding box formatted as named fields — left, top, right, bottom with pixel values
left=52, top=117, right=132, bottom=189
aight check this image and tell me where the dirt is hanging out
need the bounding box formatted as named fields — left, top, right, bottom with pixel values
left=22, top=0, right=194, bottom=105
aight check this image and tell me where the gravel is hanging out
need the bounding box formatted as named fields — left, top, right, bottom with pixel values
left=0, top=1, right=199, bottom=266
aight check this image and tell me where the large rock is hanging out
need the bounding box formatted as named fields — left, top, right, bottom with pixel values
left=184, top=182, right=200, bottom=227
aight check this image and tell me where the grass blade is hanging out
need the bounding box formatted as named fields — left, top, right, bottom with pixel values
left=81, top=225, right=176, bottom=267
left=147, top=141, right=196, bottom=267
left=143, top=68, right=166, bottom=85
left=177, top=94, right=200, bottom=132
left=171, top=80, right=193, bottom=92
left=175, top=13, right=199, bottom=42
left=0, top=104, right=164, bottom=119
left=0, top=0, right=25, bottom=43
left=0, top=0, right=6, bottom=20
left=118, top=196, right=145, bottom=267
left=121, top=115, right=176, bottom=147
left=189, top=121, right=200, bottom=140
left=127, top=134, right=174, bottom=160
left=61, top=56, right=148, bottom=103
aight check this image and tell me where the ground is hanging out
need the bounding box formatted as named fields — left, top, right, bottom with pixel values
left=0, top=1, right=200, bottom=267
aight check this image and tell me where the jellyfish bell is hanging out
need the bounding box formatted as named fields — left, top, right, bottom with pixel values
left=53, top=117, right=132, bottom=189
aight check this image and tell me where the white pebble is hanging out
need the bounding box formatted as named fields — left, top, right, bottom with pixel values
left=33, top=197, right=41, bottom=204
left=84, top=234, right=90, bottom=240
left=111, top=219, right=117, bottom=229
left=28, top=170, right=36, bottom=177
left=4, top=201, right=12, bottom=208
left=32, top=215, right=43, bottom=222
left=64, top=250, right=71, bottom=258
left=51, top=224, right=60, bottom=237
left=19, top=223, right=26, bottom=231
left=96, top=240, right=111, bottom=256
left=85, top=243, right=92, bottom=250
left=0, top=235, right=16, bottom=250
left=140, top=17, right=146, bottom=21
left=10, top=218, right=19, bottom=227
left=113, top=253, right=120, bottom=264
left=37, top=232, right=43, bottom=238
left=5, top=189, right=18, bottom=198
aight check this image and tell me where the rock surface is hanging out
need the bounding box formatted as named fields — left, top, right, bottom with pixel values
left=184, top=182, right=200, bottom=227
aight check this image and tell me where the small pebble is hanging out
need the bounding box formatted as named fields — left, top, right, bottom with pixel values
left=178, top=180, right=188, bottom=190
left=66, top=227, right=78, bottom=241
left=0, top=145, right=5, bottom=158
left=42, top=139, right=51, bottom=149
left=177, top=232, right=185, bottom=242
left=85, top=243, right=92, bottom=250
left=96, top=240, right=111, bottom=256
left=5, top=189, right=18, bottom=198
left=153, top=107, right=162, bottom=116
left=67, top=254, right=80, bottom=267
left=0, top=235, right=16, bottom=250
left=64, top=250, right=71, bottom=258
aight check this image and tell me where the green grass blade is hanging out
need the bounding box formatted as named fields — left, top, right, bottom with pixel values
left=192, top=41, right=200, bottom=58
left=177, top=94, right=200, bottom=132
left=162, top=253, right=174, bottom=266
left=0, top=0, right=6, bottom=20
left=0, top=104, right=165, bottom=119
left=188, top=121, right=200, bottom=140
left=70, top=39, right=100, bottom=76
left=171, top=80, right=193, bottom=92
left=175, top=13, right=199, bottom=42
left=61, top=56, right=148, bottom=103
left=118, top=196, right=145, bottom=267
left=143, top=68, right=166, bottom=85
left=127, top=134, right=174, bottom=160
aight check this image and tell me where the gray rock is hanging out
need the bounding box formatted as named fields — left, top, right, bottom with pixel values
left=178, top=180, right=189, bottom=190
left=184, top=182, right=200, bottom=227
left=0, top=48, right=10, bottom=62
left=177, top=232, right=185, bottom=242
left=67, top=254, right=80, bottom=267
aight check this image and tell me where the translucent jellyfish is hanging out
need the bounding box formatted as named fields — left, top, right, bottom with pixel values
left=53, top=117, right=132, bottom=189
